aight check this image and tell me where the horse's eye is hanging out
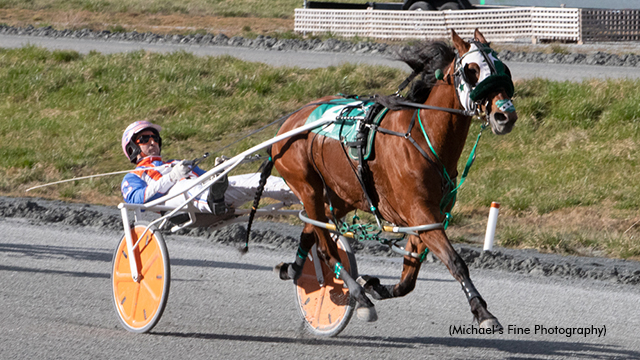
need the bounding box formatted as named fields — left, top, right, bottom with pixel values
left=463, top=63, right=480, bottom=85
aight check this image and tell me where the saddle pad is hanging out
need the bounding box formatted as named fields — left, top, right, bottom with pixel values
left=305, top=98, right=388, bottom=160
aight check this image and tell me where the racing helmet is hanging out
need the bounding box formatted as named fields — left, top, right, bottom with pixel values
left=122, top=121, right=162, bottom=163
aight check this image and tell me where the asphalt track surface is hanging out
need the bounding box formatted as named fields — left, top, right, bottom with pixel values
left=1, top=34, right=640, bottom=358
left=4, top=33, right=640, bottom=81
left=1, top=217, right=639, bottom=359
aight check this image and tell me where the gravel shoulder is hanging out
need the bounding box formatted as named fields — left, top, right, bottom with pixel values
left=2, top=195, right=639, bottom=286
left=5, top=24, right=640, bottom=69
left=7, top=27, right=640, bottom=81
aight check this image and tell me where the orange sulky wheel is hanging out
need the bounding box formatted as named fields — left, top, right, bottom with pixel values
left=294, top=234, right=357, bottom=337
left=111, top=222, right=170, bottom=333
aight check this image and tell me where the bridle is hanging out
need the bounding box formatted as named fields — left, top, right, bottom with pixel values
left=453, top=40, right=497, bottom=118
left=393, top=39, right=513, bottom=123
left=453, top=40, right=516, bottom=118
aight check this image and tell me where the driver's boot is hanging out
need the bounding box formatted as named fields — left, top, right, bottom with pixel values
left=206, top=175, right=231, bottom=216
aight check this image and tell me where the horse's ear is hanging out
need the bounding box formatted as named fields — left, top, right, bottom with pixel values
left=451, top=29, right=470, bottom=55
left=474, top=28, right=488, bottom=44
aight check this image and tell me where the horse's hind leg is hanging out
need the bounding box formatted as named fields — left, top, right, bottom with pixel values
left=275, top=222, right=356, bottom=285
left=276, top=180, right=377, bottom=322
left=276, top=230, right=378, bottom=322
left=313, top=224, right=378, bottom=322
left=422, top=230, right=502, bottom=330
left=274, top=223, right=315, bottom=281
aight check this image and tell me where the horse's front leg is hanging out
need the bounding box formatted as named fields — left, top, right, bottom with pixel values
left=422, top=229, right=502, bottom=330
left=357, top=235, right=424, bottom=300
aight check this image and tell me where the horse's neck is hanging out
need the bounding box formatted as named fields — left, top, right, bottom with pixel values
left=423, top=83, right=472, bottom=176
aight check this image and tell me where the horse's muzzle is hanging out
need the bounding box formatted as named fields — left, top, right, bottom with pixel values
left=489, top=110, right=517, bottom=135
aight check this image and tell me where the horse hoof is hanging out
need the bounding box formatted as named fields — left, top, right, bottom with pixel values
left=479, top=318, right=503, bottom=331
left=274, top=262, right=291, bottom=281
left=356, top=275, right=379, bottom=288
left=356, top=305, right=378, bottom=322
left=357, top=275, right=393, bottom=300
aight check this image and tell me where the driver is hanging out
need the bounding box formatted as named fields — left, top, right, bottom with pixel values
left=120, top=120, right=298, bottom=217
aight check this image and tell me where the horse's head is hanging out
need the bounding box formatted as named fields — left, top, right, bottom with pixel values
left=450, top=29, right=517, bottom=135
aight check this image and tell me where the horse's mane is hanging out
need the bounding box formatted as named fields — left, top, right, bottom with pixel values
left=376, top=41, right=456, bottom=110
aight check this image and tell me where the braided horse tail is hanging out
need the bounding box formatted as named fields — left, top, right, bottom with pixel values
left=242, top=147, right=274, bottom=253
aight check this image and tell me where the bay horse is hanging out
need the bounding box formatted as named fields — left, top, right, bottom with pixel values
left=267, top=29, right=517, bottom=328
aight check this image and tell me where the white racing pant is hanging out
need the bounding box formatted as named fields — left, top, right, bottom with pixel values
left=164, top=173, right=299, bottom=213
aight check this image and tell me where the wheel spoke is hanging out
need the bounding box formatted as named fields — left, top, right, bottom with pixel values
left=313, top=284, right=327, bottom=328
left=140, top=277, right=162, bottom=301
left=129, top=280, right=141, bottom=322
left=113, top=271, right=132, bottom=282
left=140, top=253, right=160, bottom=277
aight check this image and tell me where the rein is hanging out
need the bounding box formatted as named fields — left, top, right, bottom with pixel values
left=417, top=111, right=488, bottom=228
left=368, top=107, right=486, bottom=229
left=211, top=100, right=347, bottom=156
left=390, top=99, right=476, bottom=117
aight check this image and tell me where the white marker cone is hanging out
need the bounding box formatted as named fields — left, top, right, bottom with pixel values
left=483, top=202, right=500, bottom=252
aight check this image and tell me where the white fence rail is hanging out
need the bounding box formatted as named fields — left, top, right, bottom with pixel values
left=295, top=7, right=583, bottom=43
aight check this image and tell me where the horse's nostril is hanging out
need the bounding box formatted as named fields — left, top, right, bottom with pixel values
left=493, top=112, right=507, bottom=122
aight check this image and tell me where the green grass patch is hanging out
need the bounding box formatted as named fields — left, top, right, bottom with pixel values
left=0, top=45, right=404, bottom=199
left=458, top=77, right=640, bottom=218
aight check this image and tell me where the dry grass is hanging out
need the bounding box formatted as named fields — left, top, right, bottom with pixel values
left=0, top=9, right=294, bottom=37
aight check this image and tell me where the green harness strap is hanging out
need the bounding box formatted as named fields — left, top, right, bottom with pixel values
left=417, top=111, right=487, bottom=229
left=338, top=213, right=431, bottom=263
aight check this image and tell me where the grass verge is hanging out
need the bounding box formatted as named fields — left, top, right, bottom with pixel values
left=0, top=45, right=404, bottom=200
